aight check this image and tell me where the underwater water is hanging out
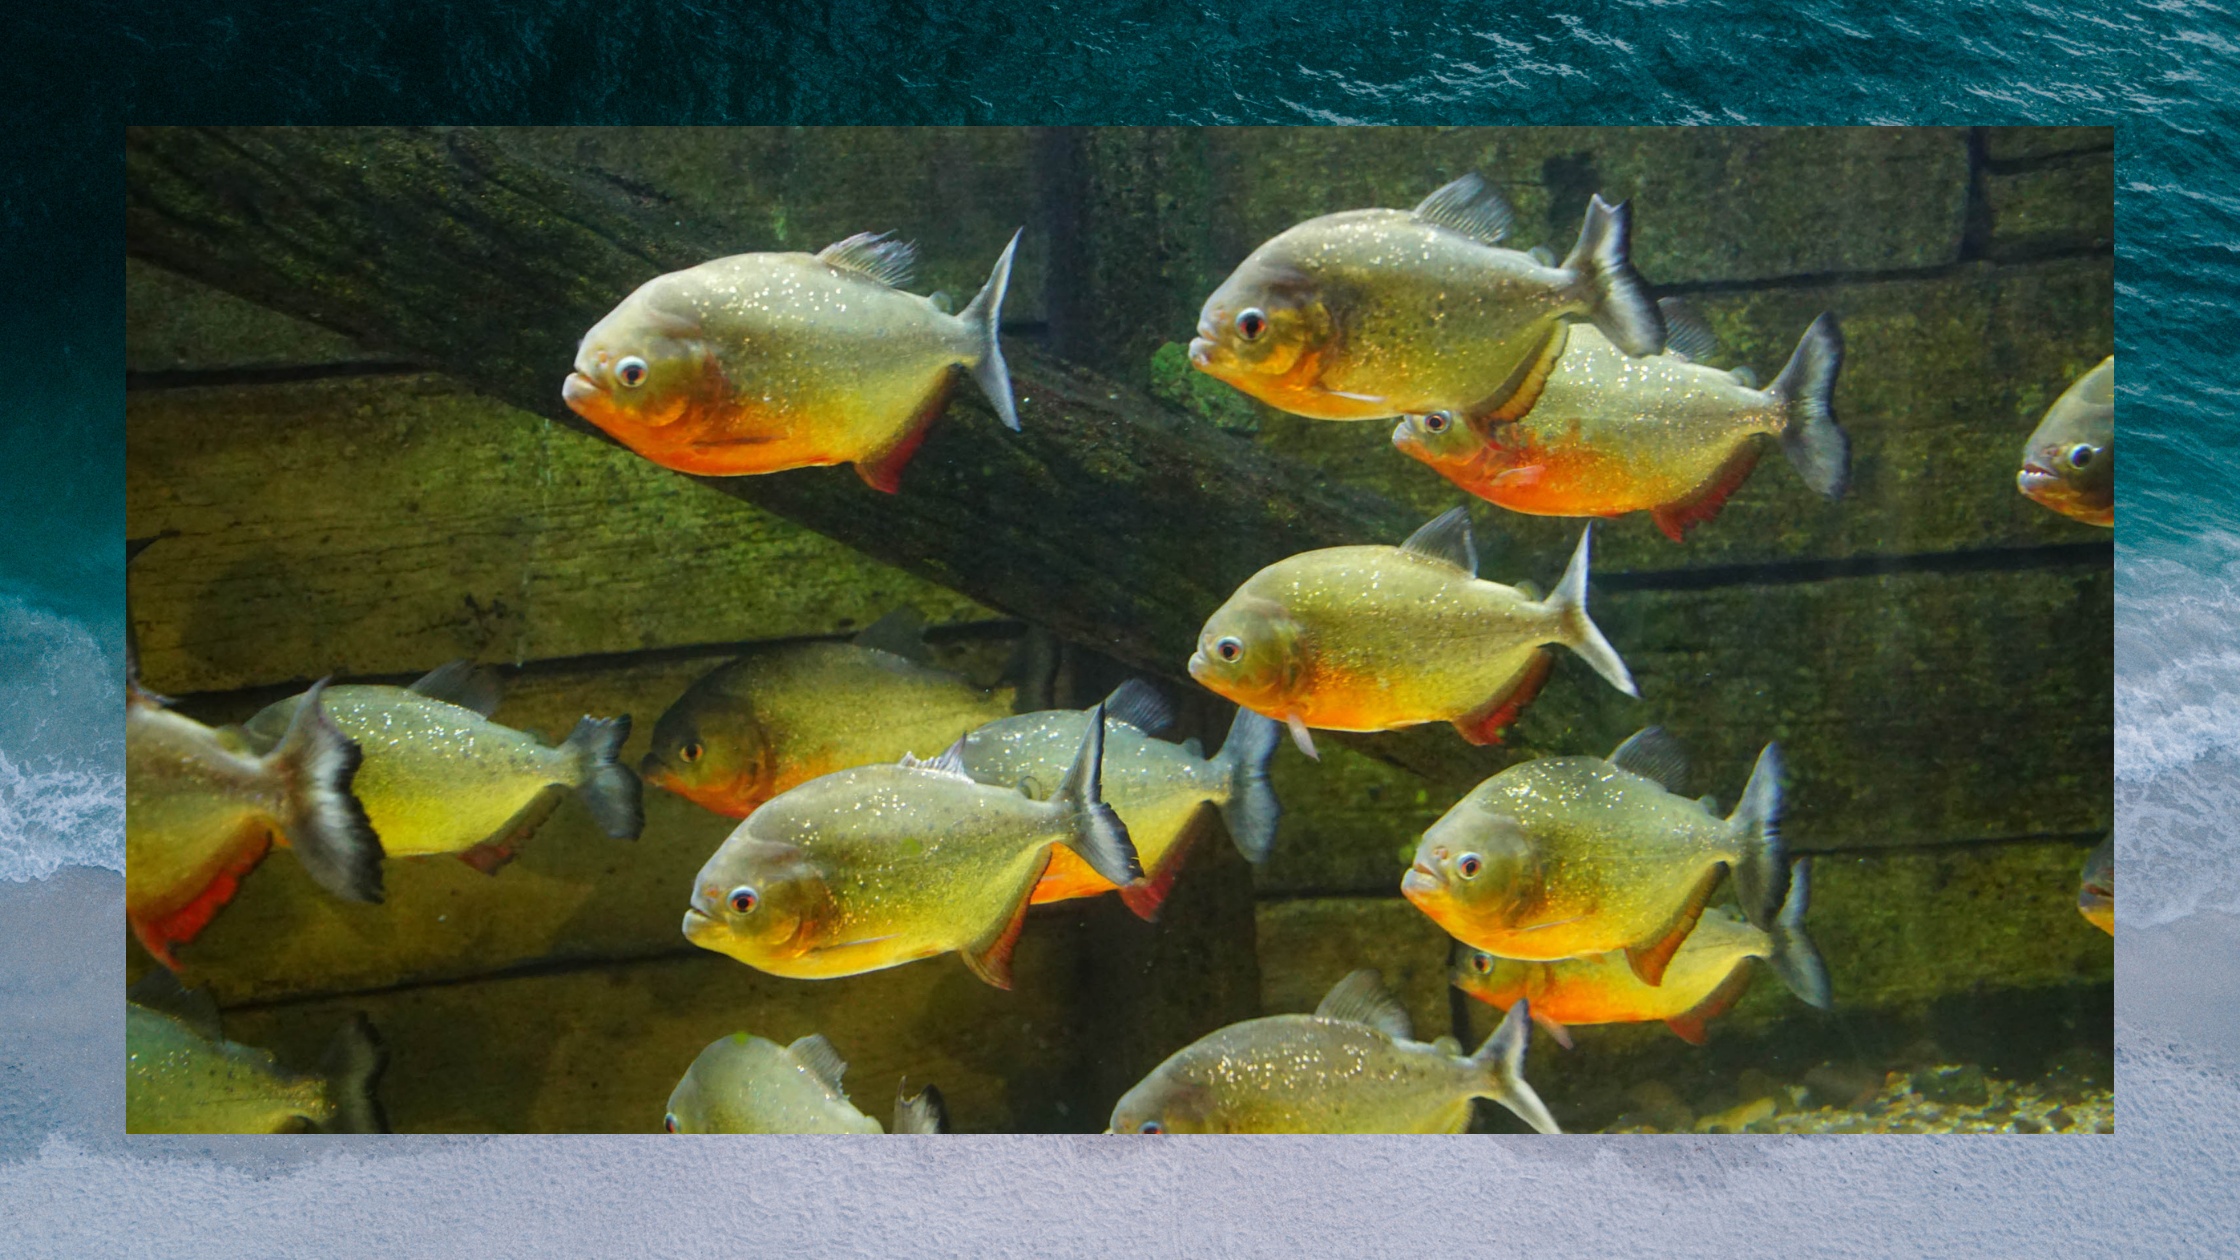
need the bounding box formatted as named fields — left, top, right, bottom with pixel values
left=102, top=125, right=2117, bottom=1136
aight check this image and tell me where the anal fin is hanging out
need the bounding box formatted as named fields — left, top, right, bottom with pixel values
left=1116, top=807, right=1207, bottom=923
left=456, top=788, right=567, bottom=876
left=1663, top=957, right=1758, bottom=1046
left=1649, top=442, right=1763, bottom=543
left=854, top=375, right=955, bottom=494
left=1623, top=863, right=1724, bottom=987
left=1454, top=650, right=1556, bottom=746
left=962, top=851, right=1051, bottom=990
left=134, top=831, right=273, bottom=969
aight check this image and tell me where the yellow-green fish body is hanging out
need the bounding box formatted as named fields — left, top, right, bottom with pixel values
left=2018, top=355, right=2114, bottom=526
left=1404, top=728, right=1788, bottom=986
left=681, top=706, right=1141, bottom=988
left=663, top=1032, right=884, bottom=1134
left=563, top=231, right=1021, bottom=492
left=1191, top=176, right=1663, bottom=421
left=1108, top=970, right=1558, bottom=1134
left=125, top=972, right=384, bottom=1134
left=1189, top=508, right=1635, bottom=754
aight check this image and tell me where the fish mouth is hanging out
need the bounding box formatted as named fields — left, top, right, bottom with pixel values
left=562, top=371, right=607, bottom=414
left=1186, top=650, right=1210, bottom=681
left=2017, top=466, right=2060, bottom=495
left=681, top=907, right=717, bottom=941
left=1187, top=336, right=1218, bottom=369
left=1402, top=861, right=1446, bottom=892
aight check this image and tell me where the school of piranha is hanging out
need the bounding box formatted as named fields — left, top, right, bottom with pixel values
left=124, top=174, right=2115, bottom=1135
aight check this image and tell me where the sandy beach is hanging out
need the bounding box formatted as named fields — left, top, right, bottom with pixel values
left=0, top=867, right=123, bottom=1157
left=2118, top=908, right=2240, bottom=1074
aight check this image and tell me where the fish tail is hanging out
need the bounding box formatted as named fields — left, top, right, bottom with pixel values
left=562, top=715, right=646, bottom=840
left=1767, top=856, right=1834, bottom=1010
left=1051, top=700, right=1144, bottom=889
left=265, top=678, right=384, bottom=904
left=1546, top=524, right=1638, bottom=697
left=1727, top=742, right=1791, bottom=932
left=893, top=1082, right=950, bottom=1134
left=1767, top=312, right=1850, bottom=499
left=1558, top=194, right=1665, bottom=357
left=1469, top=998, right=1563, bottom=1134
left=317, top=1013, right=390, bottom=1134
left=960, top=228, right=1023, bottom=432
left=1211, top=707, right=1284, bottom=864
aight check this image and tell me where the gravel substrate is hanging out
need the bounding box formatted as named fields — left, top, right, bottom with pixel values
left=1602, top=1065, right=2116, bottom=1134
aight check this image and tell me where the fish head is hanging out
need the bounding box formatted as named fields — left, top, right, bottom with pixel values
left=2017, top=358, right=2114, bottom=521
left=565, top=277, right=729, bottom=436
left=1108, top=1070, right=1221, bottom=1135
left=2078, top=837, right=2114, bottom=934
left=1190, top=256, right=1333, bottom=392
left=642, top=688, right=773, bottom=816
left=1188, top=595, right=1302, bottom=712
left=1402, top=806, right=1536, bottom=926
left=1391, top=409, right=1511, bottom=473
left=1447, top=943, right=1529, bottom=1008
left=682, top=828, right=833, bottom=964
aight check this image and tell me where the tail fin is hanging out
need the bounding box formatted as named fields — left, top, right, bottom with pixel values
left=1211, top=708, right=1284, bottom=863
left=1727, top=743, right=1790, bottom=932
left=1470, top=999, right=1562, bottom=1134
left=563, top=715, right=645, bottom=840
left=1766, top=313, right=1849, bottom=499
left=1545, top=525, right=1638, bottom=697
left=1767, top=856, right=1833, bottom=1009
left=268, top=678, right=384, bottom=904
left=893, top=1082, right=950, bottom=1134
left=1559, top=194, right=1664, bottom=357
left=318, top=1013, right=389, bottom=1134
left=960, top=228, right=1022, bottom=431
left=1051, top=701, right=1143, bottom=888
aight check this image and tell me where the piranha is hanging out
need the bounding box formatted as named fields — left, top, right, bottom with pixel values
left=1189, top=174, right=1665, bottom=422
left=2018, top=355, right=2114, bottom=527
left=1107, top=969, right=1559, bottom=1134
left=126, top=673, right=383, bottom=968
left=1403, top=727, right=1788, bottom=987
left=2078, top=836, right=2113, bottom=935
left=958, top=680, right=1283, bottom=919
left=662, top=1032, right=886, bottom=1134
left=563, top=228, right=1022, bottom=493
left=241, top=662, right=642, bottom=875
left=1393, top=304, right=1850, bottom=542
left=681, top=702, right=1142, bottom=989
left=126, top=969, right=386, bottom=1134
left=1451, top=857, right=1832, bottom=1048
left=1188, top=507, right=1637, bottom=758
left=642, top=609, right=1015, bottom=819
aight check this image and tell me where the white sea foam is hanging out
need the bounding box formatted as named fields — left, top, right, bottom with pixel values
left=0, top=596, right=123, bottom=882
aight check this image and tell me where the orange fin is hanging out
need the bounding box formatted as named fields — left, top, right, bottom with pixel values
left=1624, top=864, right=1724, bottom=987
left=1664, top=958, right=1758, bottom=1045
left=456, top=788, right=567, bottom=876
left=1534, top=1010, right=1576, bottom=1050
left=456, top=837, right=520, bottom=876
left=132, top=833, right=273, bottom=970
left=1117, top=807, right=1207, bottom=923
left=962, top=852, right=1050, bottom=990
left=1650, top=443, right=1764, bottom=543
left=1453, top=649, right=1557, bottom=746
left=853, top=375, right=955, bottom=494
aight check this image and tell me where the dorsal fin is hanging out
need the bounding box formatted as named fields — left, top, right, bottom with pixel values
left=1658, top=297, right=1719, bottom=364
left=787, top=1034, right=851, bottom=1095
left=898, top=734, right=976, bottom=782
left=1101, top=679, right=1175, bottom=736
left=1411, top=174, right=1514, bottom=246
left=1400, top=507, right=1478, bottom=575
left=407, top=660, right=504, bottom=718
left=1608, top=727, right=1691, bottom=795
left=852, top=607, right=931, bottom=662
left=128, top=968, right=224, bottom=1041
left=1314, top=969, right=1414, bottom=1041
left=815, top=232, right=918, bottom=289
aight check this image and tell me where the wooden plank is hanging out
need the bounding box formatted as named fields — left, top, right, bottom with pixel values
left=127, top=258, right=368, bottom=372
left=1983, top=151, right=2115, bottom=260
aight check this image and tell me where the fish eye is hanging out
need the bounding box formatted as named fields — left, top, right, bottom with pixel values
left=2067, top=444, right=2099, bottom=469
left=1424, top=411, right=1455, bottom=434
left=1472, top=952, right=1493, bottom=974
left=616, top=356, right=650, bottom=388
left=1458, top=853, right=1484, bottom=879
left=728, top=886, right=759, bottom=914
left=664, top=1113, right=678, bottom=1133
left=1139, top=1121, right=1164, bottom=1134
left=1215, top=636, right=1244, bottom=663
left=680, top=740, right=704, bottom=763
left=1235, top=308, right=1268, bottom=341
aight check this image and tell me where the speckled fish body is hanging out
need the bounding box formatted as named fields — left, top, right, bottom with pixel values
left=2018, top=356, right=2114, bottom=526
left=644, top=642, right=1014, bottom=819
left=126, top=680, right=381, bottom=968
left=681, top=710, right=1139, bottom=988
left=1392, top=314, right=1848, bottom=542
left=126, top=1004, right=336, bottom=1133
left=663, top=1033, right=884, bottom=1134
left=2079, top=836, right=2114, bottom=935
left=244, top=681, right=640, bottom=859
left=1108, top=970, right=1558, bottom=1134
left=1190, top=177, right=1663, bottom=421
left=1188, top=510, right=1635, bottom=751
left=1403, top=732, right=1788, bottom=986
left=563, top=231, right=1020, bottom=492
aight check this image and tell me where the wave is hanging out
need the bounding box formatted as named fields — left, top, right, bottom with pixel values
left=0, top=595, right=124, bottom=882
left=2116, top=545, right=2240, bottom=783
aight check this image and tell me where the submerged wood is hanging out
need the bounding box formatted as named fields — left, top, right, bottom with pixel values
left=123, top=126, right=1503, bottom=786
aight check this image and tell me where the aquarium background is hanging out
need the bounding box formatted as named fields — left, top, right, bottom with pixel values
left=113, top=126, right=2110, bottom=1134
